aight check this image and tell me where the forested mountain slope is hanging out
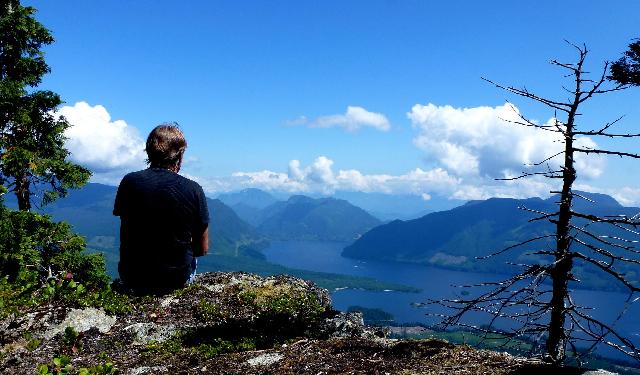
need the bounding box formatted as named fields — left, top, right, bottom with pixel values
left=256, top=195, right=381, bottom=241
left=344, top=192, right=640, bottom=290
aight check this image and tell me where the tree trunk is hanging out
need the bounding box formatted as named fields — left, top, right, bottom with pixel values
left=546, top=95, right=578, bottom=362
left=15, top=171, right=30, bottom=211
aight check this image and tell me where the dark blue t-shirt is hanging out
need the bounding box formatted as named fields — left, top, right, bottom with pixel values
left=113, top=168, right=209, bottom=292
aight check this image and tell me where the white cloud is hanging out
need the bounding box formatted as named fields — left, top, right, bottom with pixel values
left=408, top=103, right=605, bottom=180
left=573, top=183, right=640, bottom=207
left=608, top=187, right=640, bottom=207
left=232, top=170, right=307, bottom=193
left=212, top=156, right=462, bottom=197
left=59, top=102, right=146, bottom=177
left=195, top=155, right=561, bottom=202
left=294, top=106, right=391, bottom=132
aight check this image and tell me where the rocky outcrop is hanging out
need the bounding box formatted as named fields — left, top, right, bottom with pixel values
left=0, top=272, right=621, bottom=374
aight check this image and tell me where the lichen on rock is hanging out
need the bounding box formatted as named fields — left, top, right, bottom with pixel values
left=0, top=271, right=621, bottom=374
left=44, top=307, right=116, bottom=340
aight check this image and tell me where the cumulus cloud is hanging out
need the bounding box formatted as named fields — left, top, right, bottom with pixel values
left=59, top=102, right=146, bottom=176
left=293, top=106, right=391, bottom=132
left=607, top=187, right=640, bottom=207
left=408, top=103, right=605, bottom=180
left=212, top=156, right=460, bottom=197
left=196, top=154, right=561, bottom=202
left=573, top=183, right=640, bottom=207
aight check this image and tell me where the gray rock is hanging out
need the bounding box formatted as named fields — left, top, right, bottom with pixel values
left=322, top=311, right=366, bottom=338
left=246, top=352, right=284, bottom=366
left=124, top=322, right=177, bottom=345
left=128, top=365, right=169, bottom=374
left=321, top=311, right=391, bottom=339
left=44, top=307, right=116, bottom=340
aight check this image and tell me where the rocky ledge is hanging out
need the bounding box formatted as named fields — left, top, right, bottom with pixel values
left=0, top=272, right=619, bottom=374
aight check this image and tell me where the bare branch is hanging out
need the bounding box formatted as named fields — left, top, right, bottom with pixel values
left=572, top=251, right=640, bottom=292
left=530, top=151, right=565, bottom=166
left=572, top=211, right=640, bottom=228
left=573, top=147, right=640, bottom=159
left=433, top=43, right=640, bottom=363
left=496, top=170, right=563, bottom=181
left=477, top=235, right=555, bottom=259
left=482, top=77, right=572, bottom=113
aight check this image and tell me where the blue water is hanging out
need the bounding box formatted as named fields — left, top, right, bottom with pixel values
left=263, top=240, right=640, bottom=361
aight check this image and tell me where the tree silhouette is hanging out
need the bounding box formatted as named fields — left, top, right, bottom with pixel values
left=429, top=43, right=640, bottom=364
left=609, top=39, right=640, bottom=86
left=0, top=0, right=90, bottom=211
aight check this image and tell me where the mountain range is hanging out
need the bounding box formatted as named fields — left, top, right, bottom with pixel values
left=217, top=189, right=382, bottom=240
left=6, top=183, right=637, bottom=292
left=3, top=183, right=266, bottom=275
left=255, top=195, right=381, bottom=241
left=217, top=188, right=465, bottom=222
left=2, top=183, right=416, bottom=292
left=343, top=192, right=640, bottom=291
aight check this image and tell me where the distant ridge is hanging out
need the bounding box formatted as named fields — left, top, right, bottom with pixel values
left=218, top=188, right=466, bottom=222
left=256, top=195, right=381, bottom=241
left=343, top=192, right=640, bottom=291
left=217, top=188, right=279, bottom=209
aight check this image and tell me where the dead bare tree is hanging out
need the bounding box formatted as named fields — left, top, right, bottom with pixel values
left=428, top=43, right=640, bottom=364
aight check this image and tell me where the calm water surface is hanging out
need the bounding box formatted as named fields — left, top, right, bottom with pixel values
left=263, top=240, right=640, bottom=360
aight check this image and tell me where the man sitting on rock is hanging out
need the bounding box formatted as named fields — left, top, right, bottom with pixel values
left=113, top=123, right=209, bottom=295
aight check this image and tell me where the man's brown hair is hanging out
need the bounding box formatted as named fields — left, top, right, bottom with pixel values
left=145, top=123, right=187, bottom=171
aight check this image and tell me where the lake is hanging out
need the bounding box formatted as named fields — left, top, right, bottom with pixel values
left=262, top=240, right=640, bottom=360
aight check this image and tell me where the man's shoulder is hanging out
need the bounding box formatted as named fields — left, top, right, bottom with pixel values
left=121, top=169, right=149, bottom=181
left=176, top=174, right=205, bottom=194
left=119, top=169, right=205, bottom=195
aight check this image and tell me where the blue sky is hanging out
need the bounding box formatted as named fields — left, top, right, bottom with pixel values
left=26, top=0, right=640, bottom=204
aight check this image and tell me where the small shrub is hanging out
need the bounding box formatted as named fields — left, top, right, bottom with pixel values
left=0, top=208, right=132, bottom=317
left=62, top=326, right=82, bottom=354
left=196, top=300, right=223, bottom=320
left=194, top=337, right=257, bottom=359
left=37, top=355, right=116, bottom=375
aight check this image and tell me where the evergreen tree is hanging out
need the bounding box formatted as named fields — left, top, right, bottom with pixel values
left=0, top=0, right=90, bottom=211
left=609, top=39, right=640, bottom=86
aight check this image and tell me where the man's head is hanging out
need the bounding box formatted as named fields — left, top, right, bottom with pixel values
left=145, top=123, right=187, bottom=172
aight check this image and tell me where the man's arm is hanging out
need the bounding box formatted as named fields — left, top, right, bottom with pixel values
left=193, top=226, right=209, bottom=257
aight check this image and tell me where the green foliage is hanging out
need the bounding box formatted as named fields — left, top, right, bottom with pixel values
left=0, top=206, right=132, bottom=317
left=235, top=281, right=327, bottom=342
left=237, top=284, right=326, bottom=318
left=143, top=334, right=257, bottom=361
left=0, top=0, right=90, bottom=211
left=38, top=355, right=116, bottom=375
left=0, top=206, right=131, bottom=316
left=196, top=300, right=223, bottom=320
left=194, top=337, right=257, bottom=359
left=142, top=337, right=183, bottom=357
left=77, top=362, right=116, bottom=375
left=23, top=331, right=41, bottom=351
left=0, top=276, right=132, bottom=318
left=610, top=39, right=640, bottom=86
left=62, top=326, right=81, bottom=353
left=38, top=355, right=72, bottom=375
left=0, top=208, right=108, bottom=287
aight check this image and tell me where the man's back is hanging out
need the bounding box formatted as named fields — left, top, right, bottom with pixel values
left=114, top=167, right=209, bottom=293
